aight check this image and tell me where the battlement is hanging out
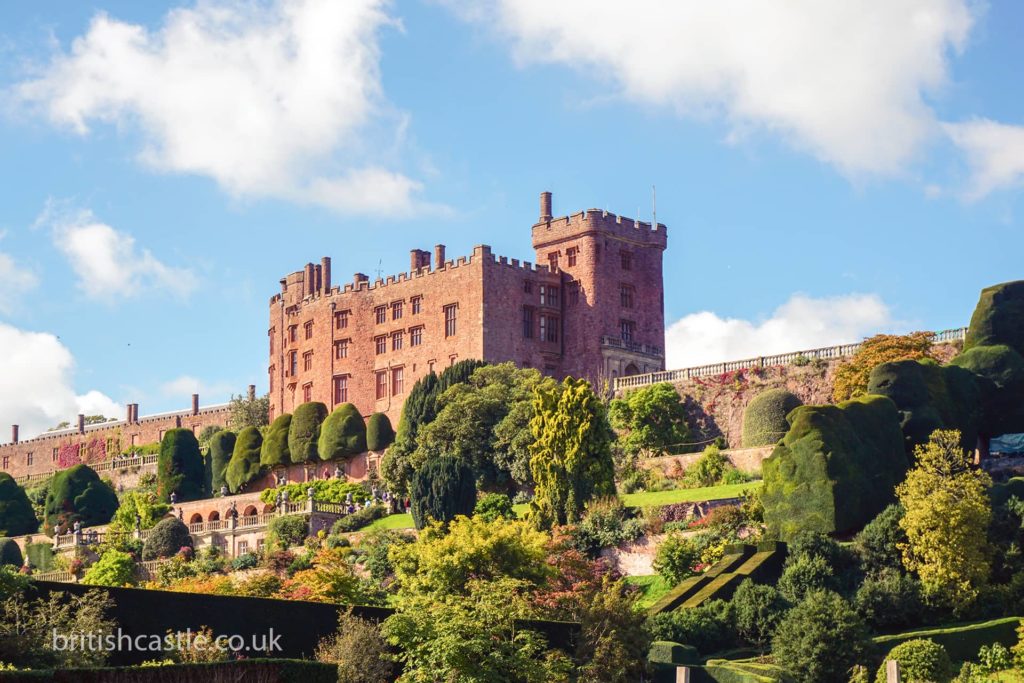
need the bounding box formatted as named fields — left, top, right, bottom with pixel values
left=531, top=192, right=667, bottom=250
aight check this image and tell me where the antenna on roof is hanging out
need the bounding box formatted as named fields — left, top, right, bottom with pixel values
left=652, top=184, right=657, bottom=228
left=375, top=259, right=383, bottom=280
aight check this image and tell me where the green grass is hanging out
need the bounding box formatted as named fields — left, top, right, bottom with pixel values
left=361, top=503, right=531, bottom=532
left=624, top=574, right=673, bottom=609
left=621, top=481, right=761, bottom=508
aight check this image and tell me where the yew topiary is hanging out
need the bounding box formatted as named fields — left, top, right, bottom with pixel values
left=225, top=427, right=265, bottom=493
left=410, top=456, right=477, bottom=529
left=156, top=428, right=205, bottom=503
left=0, top=538, right=23, bottom=567
left=0, top=472, right=38, bottom=536
left=874, top=639, right=953, bottom=683
left=142, top=517, right=193, bottom=561
left=44, top=464, right=118, bottom=535
left=288, top=402, right=328, bottom=463
left=317, top=403, right=367, bottom=461
left=260, top=413, right=292, bottom=467
left=741, top=389, right=802, bottom=447
left=366, top=413, right=395, bottom=451
left=950, top=344, right=1024, bottom=438
left=964, top=280, right=1024, bottom=357
left=208, top=430, right=236, bottom=494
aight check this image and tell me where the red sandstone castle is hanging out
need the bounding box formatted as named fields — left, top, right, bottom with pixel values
left=268, top=192, right=668, bottom=424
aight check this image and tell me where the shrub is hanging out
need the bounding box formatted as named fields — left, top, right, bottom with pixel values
left=289, top=402, right=329, bottom=463
left=772, top=590, right=869, bottom=683
left=207, top=430, right=236, bottom=493
left=331, top=504, right=387, bottom=533
left=731, top=579, right=787, bottom=651
left=964, top=280, right=1024, bottom=356
left=685, top=445, right=729, bottom=487
left=267, top=514, right=309, bottom=550
left=855, top=569, right=925, bottom=632
left=142, top=517, right=193, bottom=561
left=82, top=549, right=136, bottom=586
left=156, top=428, right=205, bottom=502
left=317, top=403, right=367, bottom=461
left=854, top=504, right=907, bottom=574
left=0, top=538, right=22, bottom=567
left=832, top=331, right=937, bottom=403
left=231, top=552, right=259, bottom=571
left=261, top=413, right=293, bottom=467
left=362, top=529, right=414, bottom=584
left=874, top=639, right=953, bottom=683
left=778, top=553, right=834, bottom=604
left=648, top=640, right=698, bottom=666
left=44, top=464, right=118, bottom=535
left=260, top=480, right=369, bottom=507
left=410, top=456, right=477, bottom=529
left=225, top=426, right=265, bottom=493
left=366, top=413, right=395, bottom=451
left=316, top=609, right=395, bottom=683
left=0, top=473, right=38, bottom=536
left=474, top=492, right=514, bottom=522
left=761, top=395, right=908, bottom=540
left=742, top=389, right=803, bottom=448
left=572, top=496, right=644, bottom=555
left=653, top=531, right=700, bottom=584
left=648, top=599, right=738, bottom=656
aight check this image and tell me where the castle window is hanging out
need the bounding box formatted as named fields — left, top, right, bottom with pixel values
left=375, top=306, right=387, bottom=324
left=289, top=351, right=298, bottom=377
left=268, top=327, right=275, bottom=354
left=288, top=325, right=297, bottom=343
left=269, top=365, right=275, bottom=392
left=523, top=280, right=533, bottom=294
left=540, top=315, right=560, bottom=343
left=548, top=252, right=559, bottom=271
left=375, top=335, right=387, bottom=355
left=540, top=286, right=559, bottom=308
left=26, top=452, right=33, bottom=467
left=375, top=371, right=387, bottom=400
left=620, top=251, right=632, bottom=271
left=411, top=296, right=422, bottom=315
left=522, top=306, right=534, bottom=338
left=444, top=304, right=457, bottom=338
left=392, top=330, right=404, bottom=351
left=336, top=339, right=349, bottom=359
left=52, top=447, right=59, bottom=462
left=621, top=320, right=635, bottom=342
left=392, top=367, right=404, bottom=396
left=568, top=281, right=580, bottom=306
left=393, top=301, right=403, bottom=320
left=333, top=375, right=349, bottom=404
left=620, top=284, right=634, bottom=308
left=303, top=351, right=314, bottom=371
left=335, top=310, right=350, bottom=329
left=304, top=320, right=314, bottom=340
left=567, top=247, right=578, bottom=267
left=303, top=383, right=313, bottom=402
left=410, top=326, right=423, bottom=346
left=2, top=456, right=7, bottom=470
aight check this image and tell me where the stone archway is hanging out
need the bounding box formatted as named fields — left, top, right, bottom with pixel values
left=242, top=505, right=258, bottom=518
left=189, top=513, right=203, bottom=525
left=624, top=363, right=640, bottom=376
left=208, top=510, right=220, bottom=522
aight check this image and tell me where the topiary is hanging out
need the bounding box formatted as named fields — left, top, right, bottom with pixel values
left=950, top=344, right=1024, bottom=438
left=44, top=464, right=118, bottom=535
left=874, top=639, right=953, bottom=683
left=648, top=641, right=698, bottom=666
left=288, top=402, right=328, bottom=463
left=317, top=403, right=367, bottom=461
left=410, top=456, right=477, bottom=529
left=260, top=413, right=292, bottom=467
left=142, top=517, right=193, bottom=561
left=0, top=473, right=38, bottom=536
left=225, top=426, right=265, bottom=493
left=366, top=413, right=395, bottom=451
left=0, top=538, right=22, bottom=567
left=207, top=430, right=236, bottom=494
left=156, top=429, right=205, bottom=503
left=742, top=389, right=803, bottom=448
left=964, top=280, right=1024, bottom=357
left=761, top=395, right=908, bottom=540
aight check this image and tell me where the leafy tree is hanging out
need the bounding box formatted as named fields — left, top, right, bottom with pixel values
left=366, top=413, right=395, bottom=452
left=409, top=456, right=477, bottom=530
left=225, top=426, right=265, bottom=493
left=653, top=531, right=699, bottom=584
left=260, top=413, right=292, bottom=467
left=771, top=590, right=869, bottom=683
left=474, top=492, right=514, bottom=522
left=731, top=579, right=787, bottom=651
left=142, top=517, right=193, bottom=560
left=742, top=389, right=803, bottom=448
left=266, top=514, right=309, bottom=550
left=44, top=464, right=118, bottom=535
left=288, top=402, right=328, bottom=463
left=608, top=382, right=690, bottom=456
left=82, top=549, right=136, bottom=586
left=318, top=403, right=367, bottom=461
left=156, top=428, right=205, bottom=503
left=108, top=491, right=169, bottom=533
left=854, top=569, right=925, bottom=632
left=315, top=609, right=395, bottom=683
left=227, top=391, right=270, bottom=431
left=0, top=473, right=38, bottom=536
left=648, top=599, right=738, bottom=657
left=874, top=639, right=953, bottom=683
left=207, top=430, right=236, bottom=493
left=778, top=553, right=835, bottom=604
left=853, top=504, right=907, bottom=574
left=896, top=429, right=992, bottom=612
left=572, top=578, right=652, bottom=683
left=0, top=539, right=22, bottom=567
left=527, top=377, right=616, bottom=528
left=832, top=331, right=937, bottom=402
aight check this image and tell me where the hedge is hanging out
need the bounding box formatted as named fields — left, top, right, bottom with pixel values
left=225, top=427, right=265, bottom=493
left=950, top=343, right=1024, bottom=438
left=761, top=395, right=908, bottom=540
left=991, top=477, right=1024, bottom=507
left=366, top=412, right=395, bottom=451
left=260, top=413, right=292, bottom=468
left=649, top=640, right=698, bottom=665
left=0, top=659, right=338, bottom=683
left=44, top=464, right=118, bottom=535
left=0, top=472, right=38, bottom=536
left=288, top=402, right=328, bottom=463
left=741, top=390, right=802, bottom=448
left=964, top=280, right=1024, bottom=357
left=25, top=542, right=54, bottom=572
left=141, top=517, right=193, bottom=561
left=207, top=430, right=236, bottom=494
left=330, top=504, right=388, bottom=533
left=317, top=403, right=366, bottom=461
left=0, top=538, right=22, bottom=567
left=156, top=429, right=205, bottom=503
left=410, top=456, right=476, bottom=529
left=871, top=616, right=1021, bottom=666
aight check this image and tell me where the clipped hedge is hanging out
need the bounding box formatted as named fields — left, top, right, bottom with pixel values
left=0, top=538, right=23, bottom=567
left=156, top=429, right=205, bottom=503
left=225, top=427, right=265, bottom=493
left=330, top=504, right=388, bottom=533
left=288, top=402, right=328, bottom=463
left=741, top=389, right=802, bottom=448
left=649, top=640, right=698, bottom=665
left=0, top=472, right=39, bottom=536
left=44, top=464, right=118, bottom=535
left=261, top=413, right=292, bottom=467
left=317, top=403, right=366, bottom=461
left=761, top=395, right=908, bottom=540
left=871, top=616, right=1021, bottom=668
left=207, top=430, right=236, bottom=494
left=964, top=280, right=1024, bottom=356
left=950, top=343, right=1024, bottom=438
left=366, top=412, right=395, bottom=451
left=0, top=659, right=338, bottom=683
left=25, top=542, right=54, bottom=572
left=142, top=517, right=193, bottom=561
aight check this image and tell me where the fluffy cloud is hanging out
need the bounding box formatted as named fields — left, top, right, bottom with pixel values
left=160, top=375, right=234, bottom=402
left=665, top=293, right=899, bottom=368
left=16, top=0, right=436, bottom=217
left=0, top=322, right=122, bottom=439
left=45, top=207, right=197, bottom=300
left=0, top=251, right=38, bottom=314
left=442, top=0, right=974, bottom=177
left=945, top=119, right=1024, bottom=200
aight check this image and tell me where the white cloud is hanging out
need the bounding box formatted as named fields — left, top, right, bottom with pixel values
left=665, top=293, right=899, bottom=368
left=160, top=375, right=233, bottom=401
left=0, top=251, right=38, bottom=313
left=442, top=0, right=975, bottom=177
left=16, top=0, right=437, bottom=217
left=945, top=118, right=1024, bottom=200
left=42, top=206, right=196, bottom=300
left=0, top=322, right=123, bottom=439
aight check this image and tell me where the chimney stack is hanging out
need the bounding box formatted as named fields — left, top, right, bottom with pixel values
left=131, top=404, right=139, bottom=423
left=353, top=273, right=368, bottom=287
left=540, top=191, right=552, bottom=222
left=126, top=404, right=133, bottom=423
left=77, top=414, right=85, bottom=434
left=175, top=415, right=182, bottom=428
left=11, top=425, right=18, bottom=445
left=314, top=264, right=322, bottom=295
left=410, top=249, right=431, bottom=272
left=320, top=257, right=331, bottom=294
left=248, top=384, right=256, bottom=401
left=304, top=263, right=315, bottom=297
left=434, top=244, right=446, bottom=270
left=191, top=393, right=199, bottom=416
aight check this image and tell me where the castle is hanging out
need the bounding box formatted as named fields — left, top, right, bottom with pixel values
left=267, top=192, right=668, bottom=424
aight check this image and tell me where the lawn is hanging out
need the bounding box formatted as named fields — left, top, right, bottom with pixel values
left=624, top=574, right=672, bottom=609
left=620, top=481, right=761, bottom=508
left=363, top=503, right=531, bottom=531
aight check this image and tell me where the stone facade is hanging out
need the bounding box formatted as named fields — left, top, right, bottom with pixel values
left=269, top=192, right=668, bottom=424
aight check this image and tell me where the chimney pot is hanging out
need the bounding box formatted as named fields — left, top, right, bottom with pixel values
left=540, top=191, right=553, bottom=222
left=248, top=384, right=256, bottom=401
left=77, top=414, right=85, bottom=434
left=320, top=257, right=331, bottom=294
left=191, top=393, right=199, bottom=416
left=11, top=425, right=18, bottom=445
left=126, top=404, right=133, bottom=423
left=353, top=273, right=368, bottom=287
left=434, top=244, right=446, bottom=270
left=304, top=263, right=315, bottom=297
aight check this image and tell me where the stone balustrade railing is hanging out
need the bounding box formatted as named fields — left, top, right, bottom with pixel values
left=15, top=454, right=159, bottom=486
left=614, top=327, right=968, bottom=392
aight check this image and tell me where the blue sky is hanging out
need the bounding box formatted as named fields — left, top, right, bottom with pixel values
left=1, top=0, right=1022, bottom=437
